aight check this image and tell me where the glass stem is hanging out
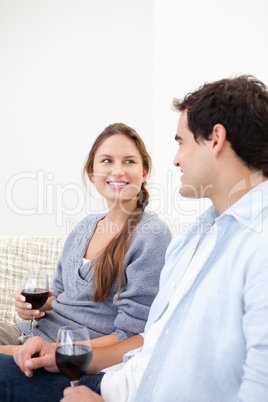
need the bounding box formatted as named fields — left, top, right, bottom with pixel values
left=70, top=381, right=79, bottom=387
left=30, top=317, right=35, bottom=337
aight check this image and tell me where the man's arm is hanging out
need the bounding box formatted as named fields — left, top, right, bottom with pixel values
left=238, top=253, right=268, bottom=400
left=12, top=334, right=144, bottom=377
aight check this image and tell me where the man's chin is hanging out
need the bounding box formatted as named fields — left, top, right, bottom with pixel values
left=179, top=184, right=199, bottom=199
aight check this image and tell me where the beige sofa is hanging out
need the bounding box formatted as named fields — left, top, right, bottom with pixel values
left=0, top=236, right=65, bottom=326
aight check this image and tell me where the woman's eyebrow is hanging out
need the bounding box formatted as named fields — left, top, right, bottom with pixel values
left=97, top=154, right=112, bottom=158
left=97, top=154, right=138, bottom=158
left=124, top=155, right=139, bottom=159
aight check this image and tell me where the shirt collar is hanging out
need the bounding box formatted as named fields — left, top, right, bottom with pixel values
left=223, top=179, right=268, bottom=228
left=196, top=205, right=219, bottom=233
left=195, top=180, right=268, bottom=232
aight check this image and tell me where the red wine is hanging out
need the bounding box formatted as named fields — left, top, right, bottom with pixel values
left=56, top=345, right=93, bottom=381
left=21, top=288, right=49, bottom=309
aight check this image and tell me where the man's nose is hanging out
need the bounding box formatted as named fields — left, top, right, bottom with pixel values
left=173, top=149, right=180, bottom=167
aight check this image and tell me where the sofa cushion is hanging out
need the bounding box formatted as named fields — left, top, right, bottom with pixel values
left=0, top=236, right=65, bottom=325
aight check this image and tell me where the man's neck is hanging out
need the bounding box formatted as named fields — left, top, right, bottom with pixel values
left=212, top=170, right=267, bottom=215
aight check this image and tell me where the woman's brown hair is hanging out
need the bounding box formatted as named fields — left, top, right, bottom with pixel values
left=83, top=123, right=152, bottom=302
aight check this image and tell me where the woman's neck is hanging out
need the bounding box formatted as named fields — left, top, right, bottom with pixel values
left=106, top=200, right=137, bottom=224
left=104, top=210, right=131, bottom=226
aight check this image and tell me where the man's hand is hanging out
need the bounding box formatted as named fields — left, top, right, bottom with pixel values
left=12, top=336, right=59, bottom=377
left=60, top=386, right=104, bottom=401
left=14, top=290, right=54, bottom=320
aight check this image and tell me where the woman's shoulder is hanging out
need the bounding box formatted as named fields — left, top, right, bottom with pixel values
left=134, top=211, right=171, bottom=241
left=140, top=211, right=170, bottom=229
left=64, top=212, right=107, bottom=244
left=75, top=212, right=107, bottom=229
left=125, top=212, right=171, bottom=262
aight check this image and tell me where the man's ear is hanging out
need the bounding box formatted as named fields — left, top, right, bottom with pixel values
left=211, top=124, right=227, bottom=157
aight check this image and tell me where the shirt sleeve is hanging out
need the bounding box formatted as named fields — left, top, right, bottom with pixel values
left=111, top=217, right=172, bottom=341
left=238, top=248, right=268, bottom=401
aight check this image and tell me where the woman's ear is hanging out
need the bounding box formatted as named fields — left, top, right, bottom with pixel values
left=142, top=169, right=148, bottom=182
left=211, top=124, right=227, bottom=157
left=89, top=171, right=94, bottom=183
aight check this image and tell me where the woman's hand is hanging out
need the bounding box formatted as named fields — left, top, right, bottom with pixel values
left=12, top=336, right=58, bottom=377
left=14, top=290, right=54, bottom=320
left=60, top=386, right=104, bottom=402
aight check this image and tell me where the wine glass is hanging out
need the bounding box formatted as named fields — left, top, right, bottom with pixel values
left=18, top=270, right=49, bottom=343
left=55, top=325, right=93, bottom=387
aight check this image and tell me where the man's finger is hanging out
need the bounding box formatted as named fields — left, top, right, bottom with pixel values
left=63, top=386, right=76, bottom=396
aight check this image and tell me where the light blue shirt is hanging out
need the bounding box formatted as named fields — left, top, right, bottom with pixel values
left=134, top=181, right=268, bottom=401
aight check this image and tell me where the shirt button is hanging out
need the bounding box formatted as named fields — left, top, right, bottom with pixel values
left=171, top=281, right=176, bottom=288
left=165, top=328, right=169, bottom=335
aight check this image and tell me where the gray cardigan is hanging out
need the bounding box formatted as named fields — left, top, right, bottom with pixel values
left=17, top=211, right=171, bottom=342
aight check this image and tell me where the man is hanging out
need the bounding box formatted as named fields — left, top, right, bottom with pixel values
left=1, top=75, right=268, bottom=401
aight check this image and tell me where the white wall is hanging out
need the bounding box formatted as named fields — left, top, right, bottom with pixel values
left=0, top=0, right=154, bottom=235
left=151, top=0, right=268, bottom=234
left=1, top=0, right=268, bottom=236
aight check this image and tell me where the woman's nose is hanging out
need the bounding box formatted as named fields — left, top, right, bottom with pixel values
left=112, top=161, right=124, bottom=176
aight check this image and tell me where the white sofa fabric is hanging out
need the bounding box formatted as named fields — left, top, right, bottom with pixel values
left=0, top=236, right=65, bottom=325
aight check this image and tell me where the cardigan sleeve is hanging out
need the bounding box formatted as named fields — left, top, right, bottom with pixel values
left=51, top=256, right=64, bottom=298
left=111, top=215, right=172, bottom=341
left=50, top=226, right=79, bottom=298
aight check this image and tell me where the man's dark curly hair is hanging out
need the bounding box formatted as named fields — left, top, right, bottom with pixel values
left=172, top=75, right=268, bottom=176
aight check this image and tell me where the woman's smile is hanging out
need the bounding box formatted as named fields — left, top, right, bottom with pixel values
left=107, top=181, right=129, bottom=188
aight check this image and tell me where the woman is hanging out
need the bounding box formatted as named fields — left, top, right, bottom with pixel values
left=0, top=123, right=171, bottom=351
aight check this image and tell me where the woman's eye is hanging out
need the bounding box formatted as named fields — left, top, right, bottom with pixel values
left=102, top=159, right=112, bottom=163
left=125, top=160, right=134, bottom=164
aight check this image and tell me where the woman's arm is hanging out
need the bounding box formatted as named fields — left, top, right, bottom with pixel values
left=89, top=334, right=143, bottom=373
left=90, top=334, right=120, bottom=348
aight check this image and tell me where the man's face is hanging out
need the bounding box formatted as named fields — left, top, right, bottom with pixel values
left=173, top=111, right=215, bottom=199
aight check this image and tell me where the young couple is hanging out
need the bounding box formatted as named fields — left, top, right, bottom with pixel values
left=1, top=74, right=268, bottom=401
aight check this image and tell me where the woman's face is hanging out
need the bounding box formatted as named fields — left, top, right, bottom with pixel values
left=91, top=134, right=147, bottom=210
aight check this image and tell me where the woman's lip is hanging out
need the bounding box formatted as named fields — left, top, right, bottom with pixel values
left=107, top=181, right=129, bottom=187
